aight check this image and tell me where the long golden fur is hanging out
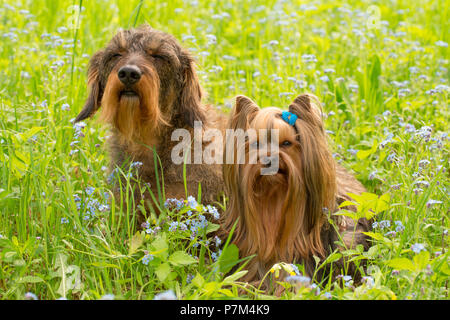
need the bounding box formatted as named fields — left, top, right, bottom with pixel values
left=220, top=94, right=371, bottom=288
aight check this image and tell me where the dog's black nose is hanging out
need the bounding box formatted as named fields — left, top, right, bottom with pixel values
left=118, top=65, right=141, bottom=85
left=260, top=155, right=278, bottom=167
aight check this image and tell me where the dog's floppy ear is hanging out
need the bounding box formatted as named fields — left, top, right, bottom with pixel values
left=75, top=50, right=104, bottom=122
left=229, top=95, right=260, bottom=130
left=179, top=53, right=206, bottom=127
left=288, top=93, right=324, bottom=132
left=290, top=94, right=335, bottom=233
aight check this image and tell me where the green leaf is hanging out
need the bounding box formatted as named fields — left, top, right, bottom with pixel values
left=53, top=253, right=83, bottom=297
left=223, top=270, right=248, bottom=284
left=168, top=251, right=198, bottom=266
left=386, top=258, right=415, bottom=271
left=206, top=223, right=220, bottom=234
left=324, top=252, right=342, bottom=264
left=19, top=126, right=45, bottom=142
left=356, top=140, right=378, bottom=160
left=338, top=200, right=357, bottom=208
left=128, top=231, right=144, bottom=255
left=218, top=244, right=240, bottom=274
left=413, top=250, right=430, bottom=271
left=334, top=209, right=358, bottom=220
left=150, top=234, right=168, bottom=258
left=363, top=231, right=385, bottom=241
left=192, top=273, right=205, bottom=288
left=155, top=262, right=171, bottom=282
left=16, top=276, right=44, bottom=283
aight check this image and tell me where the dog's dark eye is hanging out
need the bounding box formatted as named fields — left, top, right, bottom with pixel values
left=281, top=140, right=292, bottom=147
left=151, top=54, right=167, bottom=61
left=111, top=53, right=122, bottom=59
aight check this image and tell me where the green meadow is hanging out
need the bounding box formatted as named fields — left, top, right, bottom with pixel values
left=0, top=0, right=448, bottom=300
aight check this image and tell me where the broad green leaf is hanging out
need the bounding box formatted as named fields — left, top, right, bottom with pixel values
left=150, top=234, right=168, bottom=258
left=128, top=231, right=144, bottom=255
left=155, top=262, right=171, bottom=282
left=386, top=258, right=415, bottom=271
left=338, top=200, right=357, bottom=208
left=413, top=250, right=430, bottom=271
left=218, top=289, right=234, bottom=297
left=223, top=270, right=248, bottom=284
left=356, top=140, right=378, bottom=160
left=324, top=252, right=342, bottom=264
left=218, top=244, right=240, bottom=274
left=169, top=251, right=197, bottom=266
left=53, top=253, right=83, bottom=297
left=334, top=209, right=358, bottom=220
left=192, top=273, right=205, bottom=288
left=206, top=223, right=220, bottom=234
left=363, top=232, right=385, bottom=241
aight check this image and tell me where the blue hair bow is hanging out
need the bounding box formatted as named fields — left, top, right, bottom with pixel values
left=281, top=111, right=298, bottom=126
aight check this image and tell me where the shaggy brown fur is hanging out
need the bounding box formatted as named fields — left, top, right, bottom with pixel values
left=75, top=25, right=223, bottom=222
left=220, top=94, right=371, bottom=290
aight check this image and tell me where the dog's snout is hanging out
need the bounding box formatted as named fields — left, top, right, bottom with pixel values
left=260, top=155, right=278, bottom=167
left=118, top=65, right=142, bottom=85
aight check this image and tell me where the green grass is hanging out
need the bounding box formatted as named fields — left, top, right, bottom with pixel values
left=0, top=0, right=448, bottom=300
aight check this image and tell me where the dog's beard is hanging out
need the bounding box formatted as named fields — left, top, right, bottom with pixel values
left=240, top=154, right=302, bottom=262
left=100, top=66, right=165, bottom=146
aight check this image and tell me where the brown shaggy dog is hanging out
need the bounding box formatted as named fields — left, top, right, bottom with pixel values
left=75, top=25, right=223, bottom=221
left=220, top=94, right=371, bottom=289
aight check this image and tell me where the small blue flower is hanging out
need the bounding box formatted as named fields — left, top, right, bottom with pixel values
left=214, top=236, right=222, bottom=247
left=426, top=199, right=442, bottom=208
left=342, top=275, right=352, bottom=282
left=24, top=292, right=38, bottom=300
left=290, top=264, right=300, bottom=276
left=153, top=290, right=177, bottom=300
left=168, top=221, right=179, bottom=232
left=368, top=170, right=377, bottom=180
left=323, top=292, right=332, bottom=299
left=319, top=75, right=330, bottom=82
left=85, top=187, right=95, bottom=196
left=207, top=205, right=220, bottom=220
left=379, top=220, right=391, bottom=229
left=285, top=275, right=311, bottom=285
left=411, top=243, right=425, bottom=254
left=435, top=40, right=448, bottom=47
left=164, top=198, right=184, bottom=211
left=142, top=254, right=154, bottom=265
left=61, top=217, right=69, bottom=224
left=187, top=196, right=198, bottom=209
left=362, top=276, right=374, bottom=288
left=395, top=221, right=405, bottom=232
left=130, top=161, right=143, bottom=168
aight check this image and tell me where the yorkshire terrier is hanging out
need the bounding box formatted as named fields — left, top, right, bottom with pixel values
left=220, top=94, right=370, bottom=288
left=74, top=25, right=223, bottom=222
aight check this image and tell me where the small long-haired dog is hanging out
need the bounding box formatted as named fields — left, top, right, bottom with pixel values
left=221, top=94, right=370, bottom=287
left=75, top=25, right=223, bottom=220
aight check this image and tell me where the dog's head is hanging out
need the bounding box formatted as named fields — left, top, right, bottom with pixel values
left=75, top=25, right=205, bottom=144
left=223, top=94, right=336, bottom=265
